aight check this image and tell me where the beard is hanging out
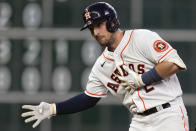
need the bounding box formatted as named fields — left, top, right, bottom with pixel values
left=95, top=33, right=116, bottom=51
left=105, top=33, right=115, bottom=50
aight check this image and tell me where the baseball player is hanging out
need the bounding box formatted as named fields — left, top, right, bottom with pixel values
left=21, top=2, right=189, bottom=131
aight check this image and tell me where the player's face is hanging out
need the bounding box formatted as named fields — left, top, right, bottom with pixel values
left=89, top=21, right=114, bottom=47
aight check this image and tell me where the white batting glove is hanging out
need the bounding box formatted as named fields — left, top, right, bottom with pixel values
left=21, top=102, right=56, bottom=128
left=118, top=66, right=145, bottom=94
left=130, top=104, right=137, bottom=113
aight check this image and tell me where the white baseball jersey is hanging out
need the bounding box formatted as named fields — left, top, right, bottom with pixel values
left=84, top=29, right=186, bottom=113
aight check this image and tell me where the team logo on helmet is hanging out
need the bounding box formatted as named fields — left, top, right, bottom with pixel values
left=84, top=10, right=91, bottom=21
left=153, top=40, right=169, bottom=52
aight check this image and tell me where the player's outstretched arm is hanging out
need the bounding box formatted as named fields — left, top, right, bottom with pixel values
left=21, top=92, right=100, bottom=128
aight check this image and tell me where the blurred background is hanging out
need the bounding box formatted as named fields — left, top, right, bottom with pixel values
left=0, top=0, right=195, bottom=131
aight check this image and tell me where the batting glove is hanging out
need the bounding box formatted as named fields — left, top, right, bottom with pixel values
left=21, top=102, right=56, bottom=128
left=118, top=66, right=145, bottom=94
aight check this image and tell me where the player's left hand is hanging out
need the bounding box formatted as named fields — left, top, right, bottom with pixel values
left=21, top=102, right=56, bottom=128
left=118, top=65, right=145, bottom=94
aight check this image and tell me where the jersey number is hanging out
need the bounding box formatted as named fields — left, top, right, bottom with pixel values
left=143, top=86, right=154, bottom=93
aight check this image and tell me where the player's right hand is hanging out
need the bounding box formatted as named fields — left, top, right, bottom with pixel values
left=21, top=102, right=56, bottom=128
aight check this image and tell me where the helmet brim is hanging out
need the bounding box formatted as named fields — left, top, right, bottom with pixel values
left=80, top=19, right=105, bottom=31
left=80, top=23, right=88, bottom=31
left=80, top=20, right=94, bottom=31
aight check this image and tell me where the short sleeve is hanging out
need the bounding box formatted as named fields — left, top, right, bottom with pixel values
left=134, top=30, right=175, bottom=64
left=85, top=64, right=108, bottom=98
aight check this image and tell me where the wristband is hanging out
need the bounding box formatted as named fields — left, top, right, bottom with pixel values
left=141, top=68, right=162, bottom=86
left=51, top=104, right=56, bottom=116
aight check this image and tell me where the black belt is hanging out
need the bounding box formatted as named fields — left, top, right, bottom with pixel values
left=137, top=103, right=171, bottom=116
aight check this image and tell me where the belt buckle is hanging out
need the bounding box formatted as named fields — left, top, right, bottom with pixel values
left=156, top=105, right=163, bottom=112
